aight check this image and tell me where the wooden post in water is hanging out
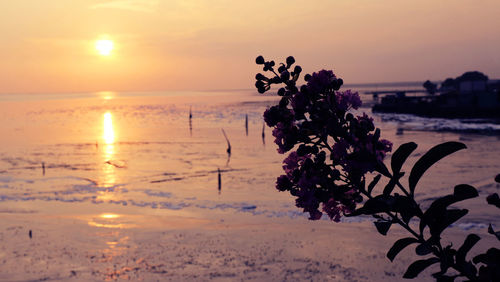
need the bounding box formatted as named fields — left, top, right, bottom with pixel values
left=189, top=106, right=193, bottom=136
left=245, top=114, right=248, bottom=136
left=221, top=128, right=231, bottom=166
left=261, top=121, right=265, bottom=145
left=221, top=128, right=231, bottom=155
left=218, top=168, right=221, bottom=194
left=42, top=162, right=45, bottom=176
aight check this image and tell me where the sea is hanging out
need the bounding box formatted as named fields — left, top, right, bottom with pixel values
left=0, top=84, right=499, bottom=231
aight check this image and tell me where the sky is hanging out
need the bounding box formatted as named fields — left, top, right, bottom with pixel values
left=0, top=0, right=499, bottom=93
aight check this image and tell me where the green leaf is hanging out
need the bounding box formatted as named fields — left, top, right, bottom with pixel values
left=367, top=174, right=381, bottom=195
left=456, top=234, right=480, bottom=266
left=403, top=257, right=440, bottom=279
left=374, top=220, right=392, bottom=236
left=387, top=237, right=419, bottom=262
left=391, top=142, right=417, bottom=175
left=408, top=142, right=466, bottom=195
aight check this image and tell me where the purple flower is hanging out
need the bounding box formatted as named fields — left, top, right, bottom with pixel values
left=263, top=106, right=280, bottom=127
left=332, top=139, right=349, bottom=162
left=336, top=90, right=362, bottom=111
left=272, top=122, right=298, bottom=154
left=276, top=175, right=293, bottom=191
left=307, top=70, right=337, bottom=94
left=297, top=173, right=319, bottom=190
left=295, top=189, right=322, bottom=220
left=356, top=113, right=374, bottom=130
left=376, top=139, right=393, bottom=162
left=256, top=57, right=396, bottom=223
left=283, top=151, right=309, bottom=177
left=291, top=91, right=309, bottom=111
left=322, top=198, right=343, bottom=222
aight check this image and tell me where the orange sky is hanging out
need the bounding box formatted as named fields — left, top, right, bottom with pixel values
left=1, top=0, right=499, bottom=93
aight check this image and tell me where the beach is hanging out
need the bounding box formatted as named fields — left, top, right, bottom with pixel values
left=1, top=90, right=499, bottom=281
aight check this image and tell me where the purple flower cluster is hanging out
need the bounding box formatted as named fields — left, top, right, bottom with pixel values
left=255, top=56, right=392, bottom=221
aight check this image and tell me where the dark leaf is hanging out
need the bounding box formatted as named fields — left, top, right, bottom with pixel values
left=495, top=174, right=500, bottom=183
left=403, top=257, right=440, bottom=279
left=472, top=253, right=488, bottom=265
left=387, top=237, right=419, bottom=262
left=383, top=177, right=398, bottom=196
left=373, top=128, right=381, bottom=142
left=362, top=195, right=394, bottom=214
left=409, top=142, right=466, bottom=195
left=486, top=193, right=500, bottom=208
left=473, top=247, right=500, bottom=265
left=425, top=185, right=477, bottom=214
left=462, top=261, right=478, bottom=278
left=453, top=184, right=478, bottom=200
left=487, top=224, right=500, bottom=241
left=394, top=195, right=422, bottom=223
left=429, top=209, right=468, bottom=238
left=420, top=185, right=477, bottom=235
left=374, top=220, right=392, bottom=236
left=416, top=243, right=433, bottom=256
left=456, top=234, right=480, bottom=266
left=391, top=142, right=417, bottom=175
left=432, top=272, right=458, bottom=282
left=367, top=174, right=381, bottom=195
left=375, top=161, right=392, bottom=177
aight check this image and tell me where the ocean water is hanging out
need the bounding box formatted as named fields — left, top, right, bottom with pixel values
left=0, top=89, right=498, bottom=229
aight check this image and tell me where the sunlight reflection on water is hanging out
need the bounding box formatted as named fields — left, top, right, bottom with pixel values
left=88, top=213, right=132, bottom=229
left=100, top=112, right=116, bottom=188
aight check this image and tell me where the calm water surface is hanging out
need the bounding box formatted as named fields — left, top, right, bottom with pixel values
left=0, top=90, right=498, bottom=229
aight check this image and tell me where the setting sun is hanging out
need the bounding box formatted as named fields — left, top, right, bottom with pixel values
left=95, top=39, right=114, bottom=56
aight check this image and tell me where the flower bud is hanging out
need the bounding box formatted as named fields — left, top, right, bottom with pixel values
left=256, top=56, right=265, bottom=64
left=297, top=145, right=306, bottom=156
left=280, top=71, right=290, bottom=81
left=279, top=96, right=289, bottom=107
left=304, top=74, right=311, bottom=81
left=286, top=56, right=295, bottom=66
left=277, top=88, right=286, bottom=96
left=255, top=73, right=268, bottom=81
left=294, top=65, right=302, bottom=74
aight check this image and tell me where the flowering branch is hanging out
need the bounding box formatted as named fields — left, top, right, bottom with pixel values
left=255, top=55, right=500, bottom=281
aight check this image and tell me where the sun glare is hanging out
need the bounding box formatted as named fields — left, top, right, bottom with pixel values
left=95, top=39, right=114, bottom=56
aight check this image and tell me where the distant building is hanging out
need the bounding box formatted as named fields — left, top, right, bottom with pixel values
left=373, top=70, right=500, bottom=118
left=455, top=71, right=488, bottom=93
